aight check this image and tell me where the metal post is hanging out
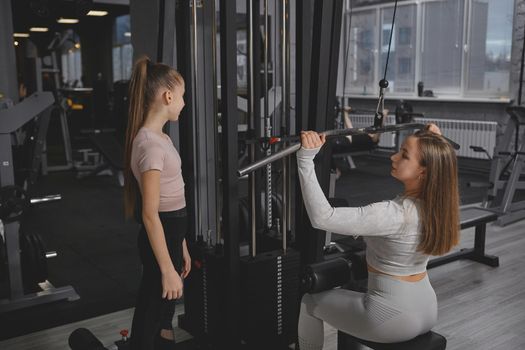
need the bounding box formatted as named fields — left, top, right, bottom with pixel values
left=295, top=0, right=314, bottom=263
left=219, top=1, right=241, bottom=346
left=281, top=0, right=288, bottom=251
left=264, top=0, right=273, bottom=230
left=191, top=0, right=203, bottom=240
left=211, top=0, right=221, bottom=245
left=284, top=0, right=292, bottom=234
left=175, top=0, right=198, bottom=242
left=248, top=0, right=257, bottom=257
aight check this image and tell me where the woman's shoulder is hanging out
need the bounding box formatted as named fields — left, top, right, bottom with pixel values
left=134, top=128, right=166, bottom=149
left=393, top=195, right=420, bottom=221
left=379, top=196, right=419, bottom=216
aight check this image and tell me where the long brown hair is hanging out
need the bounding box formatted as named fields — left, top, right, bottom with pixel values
left=123, top=56, right=184, bottom=218
left=413, top=131, right=460, bottom=255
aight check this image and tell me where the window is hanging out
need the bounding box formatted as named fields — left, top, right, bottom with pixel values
left=60, top=30, right=82, bottom=87
left=345, top=10, right=378, bottom=95
left=421, top=0, right=464, bottom=94
left=381, top=4, right=416, bottom=93
left=399, top=58, right=411, bottom=75
left=338, top=0, right=514, bottom=99
left=398, top=27, right=411, bottom=46
left=466, top=0, right=513, bottom=96
left=113, top=15, right=133, bottom=82
left=61, top=50, right=82, bottom=86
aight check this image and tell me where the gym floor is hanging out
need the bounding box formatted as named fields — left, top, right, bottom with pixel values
left=2, top=153, right=520, bottom=350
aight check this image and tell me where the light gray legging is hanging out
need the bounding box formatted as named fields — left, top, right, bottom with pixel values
left=298, top=272, right=438, bottom=350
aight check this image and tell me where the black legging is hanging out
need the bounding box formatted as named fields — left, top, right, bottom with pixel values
left=130, top=208, right=187, bottom=350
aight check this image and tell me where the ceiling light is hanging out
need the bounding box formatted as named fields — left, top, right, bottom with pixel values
left=124, top=32, right=131, bottom=37
left=87, top=10, right=108, bottom=16
left=57, top=18, right=79, bottom=24
left=30, top=27, right=49, bottom=32
left=14, top=41, right=19, bottom=46
left=13, top=33, right=30, bottom=38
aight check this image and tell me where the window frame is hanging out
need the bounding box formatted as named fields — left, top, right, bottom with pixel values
left=341, top=0, right=513, bottom=100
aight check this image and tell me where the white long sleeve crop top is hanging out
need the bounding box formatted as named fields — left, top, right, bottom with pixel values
left=297, top=146, right=429, bottom=276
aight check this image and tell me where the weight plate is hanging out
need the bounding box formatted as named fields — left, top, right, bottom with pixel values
left=0, top=186, right=29, bottom=223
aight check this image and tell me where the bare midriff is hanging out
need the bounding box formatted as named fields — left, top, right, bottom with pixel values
left=367, top=264, right=427, bottom=282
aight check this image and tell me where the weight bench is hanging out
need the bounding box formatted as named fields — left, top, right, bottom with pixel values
left=428, top=206, right=499, bottom=268
left=338, top=330, right=446, bottom=350
left=81, top=132, right=124, bottom=186
left=303, top=258, right=447, bottom=350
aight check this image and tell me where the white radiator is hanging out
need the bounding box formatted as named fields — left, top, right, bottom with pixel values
left=347, top=114, right=497, bottom=159
left=414, top=117, right=497, bottom=159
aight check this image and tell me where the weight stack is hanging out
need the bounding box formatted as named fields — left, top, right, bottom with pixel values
left=240, top=248, right=301, bottom=349
left=179, top=244, right=228, bottom=345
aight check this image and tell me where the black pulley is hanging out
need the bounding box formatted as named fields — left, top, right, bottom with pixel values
left=0, top=186, right=30, bottom=223
left=20, top=232, right=48, bottom=290
left=301, top=257, right=352, bottom=294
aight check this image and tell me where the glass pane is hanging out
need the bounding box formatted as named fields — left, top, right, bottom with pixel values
left=114, top=15, right=132, bottom=46
left=343, top=10, right=378, bottom=95
left=421, top=0, right=464, bottom=93
left=467, top=0, right=513, bottom=96
left=74, top=51, right=82, bottom=84
left=61, top=54, right=69, bottom=84
left=113, top=47, right=122, bottom=82
left=122, top=44, right=133, bottom=80
left=380, top=4, right=416, bottom=94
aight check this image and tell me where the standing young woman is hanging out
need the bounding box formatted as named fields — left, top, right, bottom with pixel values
left=123, top=56, right=191, bottom=350
left=296, top=125, right=459, bottom=349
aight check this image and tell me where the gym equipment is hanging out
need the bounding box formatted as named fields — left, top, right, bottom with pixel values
left=179, top=1, right=301, bottom=347
left=184, top=191, right=299, bottom=350
left=337, top=330, right=447, bottom=350
left=79, top=132, right=124, bottom=186
left=69, top=328, right=107, bottom=350
left=0, top=231, right=7, bottom=290
left=238, top=192, right=283, bottom=242
left=480, top=7, right=525, bottom=226
left=69, top=327, right=129, bottom=350
left=36, top=32, right=77, bottom=173
left=428, top=206, right=499, bottom=268
left=482, top=106, right=525, bottom=225
left=20, top=232, right=58, bottom=291
left=301, top=257, right=352, bottom=293
left=0, top=186, right=29, bottom=223
left=238, top=123, right=461, bottom=177
left=0, top=92, right=79, bottom=313
left=239, top=250, right=300, bottom=348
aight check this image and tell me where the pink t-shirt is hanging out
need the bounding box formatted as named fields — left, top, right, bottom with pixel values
left=131, top=127, right=186, bottom=212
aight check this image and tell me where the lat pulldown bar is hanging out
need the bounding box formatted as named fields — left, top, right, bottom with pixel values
left=238, top=123, right=461, bottom=177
